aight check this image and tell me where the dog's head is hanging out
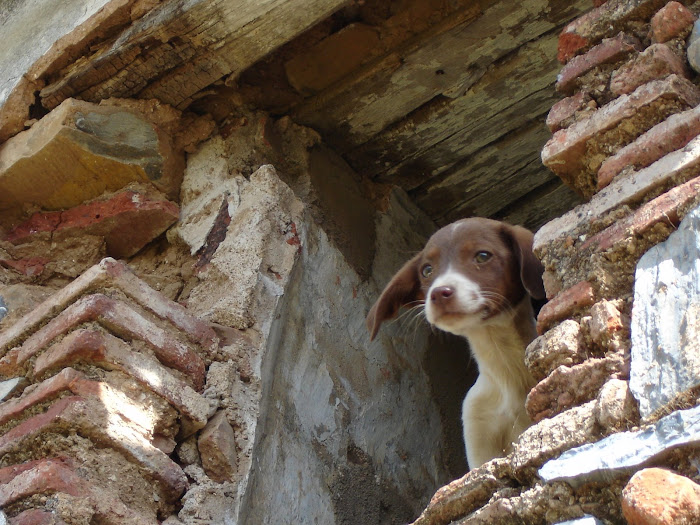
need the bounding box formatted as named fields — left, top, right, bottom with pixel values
left=366, top=218, right=545, bottom=340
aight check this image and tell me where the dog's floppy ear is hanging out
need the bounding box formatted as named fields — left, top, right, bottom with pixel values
left=366, top=253, right=424, bottom=341
left=502, top=224, right=545, bottom=300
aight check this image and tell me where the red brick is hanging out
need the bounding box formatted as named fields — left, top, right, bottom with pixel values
left=546, top=92, right=595, bottom=133
left=536, top=130, right=700, bottom=255
left=557, top=33, right=641, bottom=94
left=558, top=0, right=667, bottom=63
left=0, top=458, right=85, bottom=507
left=525, top=354, right=625, bottom=422
left=4, top=189, right=179, bottom=258
left=33, top=330, right=209, bottom=435
left=610, top=43, right=688, bottom=96
left=9, top=509, right=67, bottom=525
left=536, top=281, right=596, bottom=334
left=0, top=395, right=187, bottom=500
left=598, top=104, right=700, bottom=189
left=0, top=257, right=220, bottom=358
left=0, top=294, right=205, bottom=390
left=583, top=175, right=700, bottom=253
left=0, top=257, right=49, bottom=277
left=622, top=468, right=700, bottom=524
left=543, top=74, right=700, bottom=197
left=650, top=2, right=696, bottom=43
left=198, top=410, right=238, bottom=482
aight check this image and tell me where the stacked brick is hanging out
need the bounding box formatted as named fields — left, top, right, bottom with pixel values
left=411, top=0, right=700, bottom=523
left=0, top=258, right=223, bottom=523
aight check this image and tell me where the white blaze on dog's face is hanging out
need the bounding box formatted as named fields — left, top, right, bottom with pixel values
left=366, top=218, right=545, bottom=340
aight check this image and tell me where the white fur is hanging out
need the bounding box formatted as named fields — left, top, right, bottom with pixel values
left=426, top=270, right=536, bottom=468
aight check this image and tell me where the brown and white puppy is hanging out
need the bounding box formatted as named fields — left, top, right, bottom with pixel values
left=366, top=217, right=545, bottom=469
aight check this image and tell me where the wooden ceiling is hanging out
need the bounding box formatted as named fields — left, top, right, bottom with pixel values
left=3, top=0, right=591, bottom=231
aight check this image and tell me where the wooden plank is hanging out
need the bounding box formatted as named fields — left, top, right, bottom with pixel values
left=412, top=120, right=554, bottom=223
left=39, top=0, right=348, bottom=110
left=496, top=180, right=584, bottom=231
left=293, top=0, right=589, bottom=153
left=346, top=26, right=579, bottom=183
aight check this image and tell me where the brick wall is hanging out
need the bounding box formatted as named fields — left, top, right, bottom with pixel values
left=412, top=1, right=700, bottom=523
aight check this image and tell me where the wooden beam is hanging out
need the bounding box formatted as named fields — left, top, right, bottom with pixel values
left=40, top=0, right=348, bottom=110
left=293, top=0, right=589, bottom=154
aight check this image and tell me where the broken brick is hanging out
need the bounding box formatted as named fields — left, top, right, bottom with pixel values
left=536, top=281, right=596, bottom=335
left=622, top=468, right=700, bottom=524
left=597, top=105, right=700, bottom=189
left=610, top=43, right=687, bottom=96
left=650, top=1, right=695, bottom=43
left=8, top=509, right=67, bottom=525
left=0, top=458, right=84, bottom=507
left=4, top=189, right=180, bottom=258
left=198, top=410, right=238, bottom=482
left=546, top=92, right=594, bottom=133
left=556, top=33, right=641, bottom=95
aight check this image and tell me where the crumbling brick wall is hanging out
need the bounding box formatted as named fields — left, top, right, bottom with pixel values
left=413, top=1, right=700, bottom=524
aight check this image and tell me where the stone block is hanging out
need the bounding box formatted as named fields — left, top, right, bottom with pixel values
left=630, top=204, right=700, bottom=418
left=525, top=320, right=584, bottom=382
left=536, top=131, right=700, bottom=257
left=526, top=354, right=625, bottom=422
left=511, top=401, right=599, bottom=480
left=538, top=405, right=700, bottom=486
left=536, top=281, right=595, bottom=335
left=0, top=99, right=182, bottom=222
left=622, top=468, right=700, bottom=525
left=0, top=294, right=206, bottom=391
left=411, top=458, right=510, bottom=525
left=556, top=33, right=641, bottom=95
left=198, top=411, right=238, bottom=483
left=0, top=377, right=25, bottom=403
left=557, top=0, right=668, bottom=63
left=546, top=92, right=595, bottom=133
left=4, top=187, right=179, bottom=258
left=597, top=105, right=700, bottom=189
left=594, top=378, right=639, bottom=431
left=610, top=43, right=687, bottom=96
left=32, top=330, right=210, bottom=436
left=650, top=2, right=695, bottom=43
left=542, top=75, right=700, bottom=197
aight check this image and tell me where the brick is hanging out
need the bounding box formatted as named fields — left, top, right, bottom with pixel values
left=594, top=378, right=639, bottom=431
left=0, top=294, right=205, bottom=391
left=650, top=2, right=696, bottom=43
left=622, top=468, right=700, bottom=524
left=598, top=105, right=700, bottom=190
left=526, top=353, right=625, bottom=422
left=536, top=281, right=595, bottom=335
left=198, top=410, right=238, bottom=482
left=557, top=0, right=667, bottom=63
left=0, top=257, right=49, bottom=277
left=582, top=175, right=700, bottom=253
left=0, top=99, right=182, bottom=222
left=0, top=258, right=219, bottom=357
left=535, top=130, right=700, bottom=256
left=33, top=330, right=209, bottom=435
left=610, top=43, right=688, bottom=96
left=0, top=457, right=159, bottom=525
left=525, top=320, right=584, bottom=381
left=4, top=189, right=179, bottom=258
left=9, top=509, right=67, bottom=525
left=542, top=74, right=700, bottom=197
left=589, top=300, right=624, bottom=347
left=556, top=33, right=641, bottom=95
left=0, top=395, right=187, bottom=500
left=546, top=92, right=595, bottom=133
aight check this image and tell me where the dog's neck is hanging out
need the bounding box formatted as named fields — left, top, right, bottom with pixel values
left=458, top=297, right=537, bottom=393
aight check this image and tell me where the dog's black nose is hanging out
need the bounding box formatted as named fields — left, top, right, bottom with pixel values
left=430, top=286, right=454, bottom=303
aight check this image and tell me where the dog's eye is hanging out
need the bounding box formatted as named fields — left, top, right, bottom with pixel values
left=474, top=251, right=492, bottom=263
left=421, top=264, right=433, bottom=278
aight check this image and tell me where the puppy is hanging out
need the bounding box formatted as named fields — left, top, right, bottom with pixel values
left=366, top=218, right=545, bottom=468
